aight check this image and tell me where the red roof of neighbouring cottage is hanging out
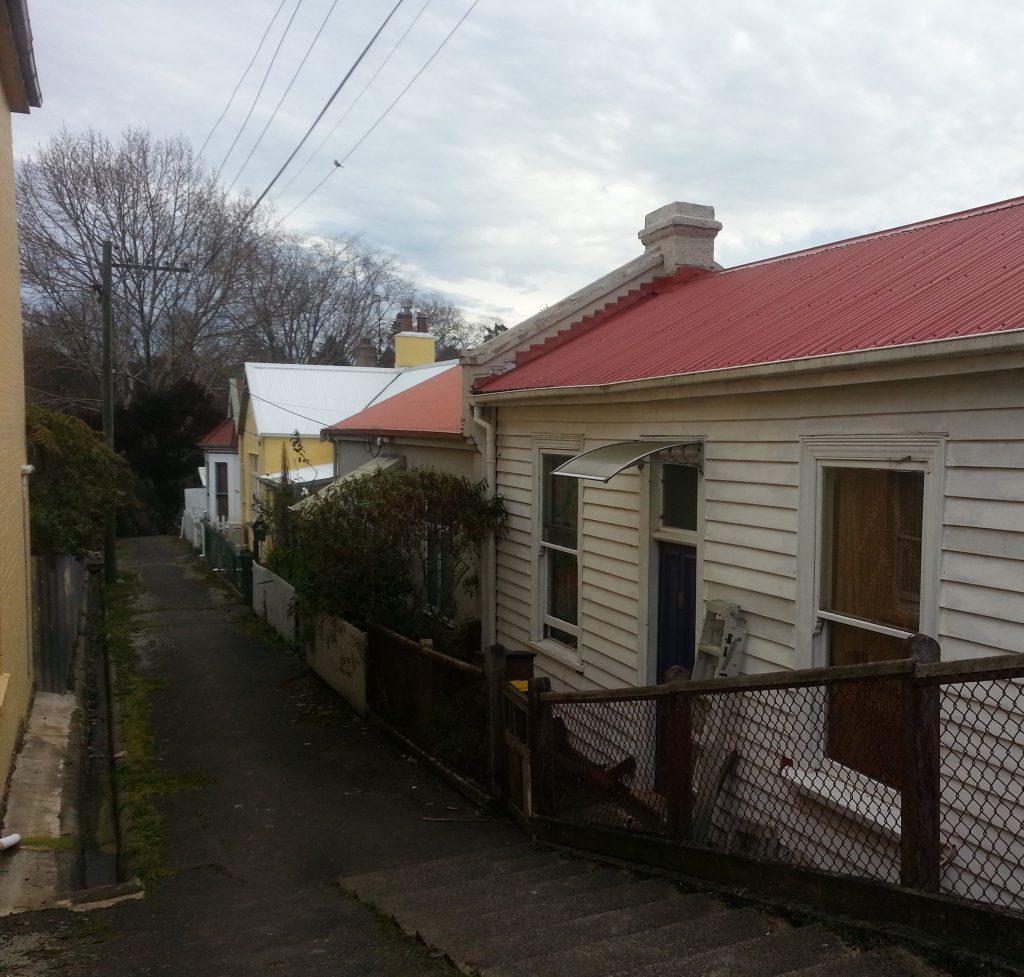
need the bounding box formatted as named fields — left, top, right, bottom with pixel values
left=326, top=364, right=464, bottom=439
left=475, top=196, right=1024, bottom=393
left=197, top=418, right=237, bottom=449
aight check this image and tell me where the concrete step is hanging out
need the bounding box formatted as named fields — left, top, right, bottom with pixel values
left=341, top=847, right=959, bottom=977
left=786, top=946, right=946, bottom=977
left=606, top=922, right=856, bottom=977
left=380, top=865, right=635, bottom=935
left=340, top=843, right=556, bottom=904
left=422, top=876, right=684, bottom=947
left=446, top=891, right=728, bottom=972
left=355, top=855, right=613, bottom=920
left=483, top=907, right=785, bottom=977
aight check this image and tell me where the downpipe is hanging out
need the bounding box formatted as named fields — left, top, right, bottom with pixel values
left=472, top=405, right=497, bottom=648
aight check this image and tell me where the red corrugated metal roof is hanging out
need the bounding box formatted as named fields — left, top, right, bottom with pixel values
left=327, top=364, right=463, bottom=437
left=476, top=196, right=1024, bottom=394
left=198, top=418, right=237, bottom=448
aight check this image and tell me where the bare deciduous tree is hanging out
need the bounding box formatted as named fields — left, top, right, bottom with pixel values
left=18, top=127, right=488, bottom=415
left=238, top=233, right=405, bottom=365
left=18, top=127, right=267, bottom=405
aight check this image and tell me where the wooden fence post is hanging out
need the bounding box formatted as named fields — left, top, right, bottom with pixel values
left=900, top=633, right=941, bottom=892
left=527, top=677, right=552, bottom=818
left=664, top=689, right=694, bottom=841
left=484, top=644, right=507, bottom=802
left=238, top=547, right=254, bottom=605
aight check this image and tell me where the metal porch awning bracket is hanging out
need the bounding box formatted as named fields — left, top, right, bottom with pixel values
left=551, top=440, right=703, bottom=483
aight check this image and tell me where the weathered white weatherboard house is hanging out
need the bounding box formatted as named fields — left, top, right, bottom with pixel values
left=468, top=198, right=1024, bottom=691
left=466, top=197, right=1024, bottom=912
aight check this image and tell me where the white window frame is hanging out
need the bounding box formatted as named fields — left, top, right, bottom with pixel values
left=651, top=458, right=702, bottom=547
left=797, top=434, right=945, bottom=668
left=532, top=437, right=584, bottom=670
left=248, top=452, right=261, bottom=505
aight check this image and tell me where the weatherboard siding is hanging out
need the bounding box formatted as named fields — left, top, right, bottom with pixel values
left=490, top=367, right=1024, bottom=691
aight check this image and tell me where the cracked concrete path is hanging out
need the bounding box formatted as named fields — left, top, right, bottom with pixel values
left=0, top=536, right=519, bottom=976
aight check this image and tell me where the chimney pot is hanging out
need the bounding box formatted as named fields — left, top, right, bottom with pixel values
left=395, top=299, right=414, bottom=332
left=415, top=313, right=428, bottom=333
left=638, top=201, right=722, bottom=273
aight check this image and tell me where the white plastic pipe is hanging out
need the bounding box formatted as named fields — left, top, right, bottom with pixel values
left=0, top=833, right=21, bottom=850
left=472, top=404, right=498, bottom=648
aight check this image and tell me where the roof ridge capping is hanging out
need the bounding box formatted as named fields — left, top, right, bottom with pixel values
left=244, top=361, right=401, bottom=373
left=505, top=267, right=709, bottom=375
left=464, top=199, right=723, bottom=368
left=731, top=193, right=1024, bottom=273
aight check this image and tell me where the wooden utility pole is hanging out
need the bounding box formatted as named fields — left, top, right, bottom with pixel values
left=100, top=241, right=116, bottom=584
left=98, top=243, right=190, bottom=585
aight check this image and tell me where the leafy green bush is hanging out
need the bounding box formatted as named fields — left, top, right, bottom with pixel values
left=26, top=405, right=134, bottom=556
left=270, top=467, right=506, bottom=641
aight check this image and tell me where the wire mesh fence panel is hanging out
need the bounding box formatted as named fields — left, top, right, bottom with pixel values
left=540, top=697, right=664, bottom=833
left=203, top=525, right=253, bottom=602
left=938, top=677, right=1024, bottom=913
left=693, top=683, right=902, bottom=884
left=533, top=659, right=1024, bottom=918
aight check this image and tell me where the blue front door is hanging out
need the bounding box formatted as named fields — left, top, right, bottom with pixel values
left=656, top=542, right=697, bottom=680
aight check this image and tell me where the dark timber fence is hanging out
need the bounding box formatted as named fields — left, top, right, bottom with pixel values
left=366, top=624, right=490, bottom=791
left=501, top=636, right=1024, bottom=961
left=32, top=554, right=87, bottom=692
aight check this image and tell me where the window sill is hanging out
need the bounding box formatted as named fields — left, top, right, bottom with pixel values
left=780, top=761, right=900, bottom=839
left=528, top=639, right=585, bottom=674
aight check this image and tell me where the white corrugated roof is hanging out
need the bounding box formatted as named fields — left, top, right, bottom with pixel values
left=257, top=463, right=332, bottom=487
left=358, top=361, right=459, bottom=410
left=243, top=361, right=457, bottom=436
left=289, top=454, right=406, bottom=512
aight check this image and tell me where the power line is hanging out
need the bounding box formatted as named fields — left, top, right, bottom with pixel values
left=278, top=0, right=481, bottom=226
left=216, top=0, right=308, bottom=179
left=273, top=0, right=436, bottom=204
left=227, top=0, right=343, bottom=193
left=245, top=382, right=397, bottom=430
left=242, top=0, right=409, bottom=220
left=198, top=0, right=290, bottom=160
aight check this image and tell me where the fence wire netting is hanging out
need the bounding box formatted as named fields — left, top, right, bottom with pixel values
left=938, top=676, right=1024, bottom=913
left=533, top=667, right=1024, bottom=917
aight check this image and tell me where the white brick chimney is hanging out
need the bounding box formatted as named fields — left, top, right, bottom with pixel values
left=638, top=202, right=722, bottom=273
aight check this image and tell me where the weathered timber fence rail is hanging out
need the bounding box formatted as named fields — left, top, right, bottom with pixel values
left=505, top=636, right=1024, bottom=957
left=366, top=624, right=490, bottom=791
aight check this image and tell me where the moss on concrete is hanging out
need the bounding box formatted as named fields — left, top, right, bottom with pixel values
left=104, top=574, right=213, bottom=883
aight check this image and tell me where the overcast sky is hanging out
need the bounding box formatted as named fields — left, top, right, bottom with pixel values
left=13, top=0, right=1024, bottom=326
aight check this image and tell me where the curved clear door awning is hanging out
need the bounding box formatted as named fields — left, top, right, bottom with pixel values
left=551, top=441, right=703, bottom=483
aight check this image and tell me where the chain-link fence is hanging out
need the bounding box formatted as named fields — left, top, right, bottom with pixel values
left=203, top=523, right=253, bottom=603
left=524, top=647, right=1024, bottom=917
left=933, top=667, right=1024, bottom=913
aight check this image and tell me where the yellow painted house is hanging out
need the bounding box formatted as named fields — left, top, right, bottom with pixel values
left=0, top=0, right=41, bottom=793
left=237, top=332, right=445, bottom=543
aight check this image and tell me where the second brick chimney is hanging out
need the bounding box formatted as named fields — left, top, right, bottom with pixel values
left=353, top=337, right=377, bottom=368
